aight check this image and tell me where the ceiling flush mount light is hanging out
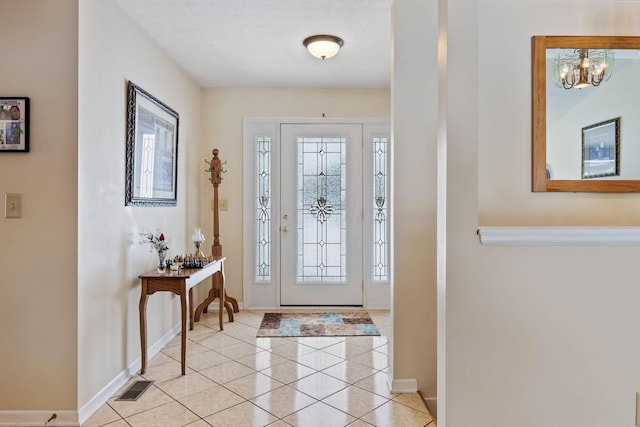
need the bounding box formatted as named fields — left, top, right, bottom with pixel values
left=553, top=48, right=614, bottom=90
left=303, top=35, right=344, bottom=60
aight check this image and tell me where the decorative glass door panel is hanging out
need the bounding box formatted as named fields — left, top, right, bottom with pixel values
left=280, top=124, right=363, bottom=305
left=372, top=136, right=389, bottom=281
left=255, top=135, right=272, bottom=281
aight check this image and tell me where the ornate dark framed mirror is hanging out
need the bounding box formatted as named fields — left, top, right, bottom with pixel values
left=532, top=35, right=640, bottom=192
left=125, top=81, right=179, bottom=206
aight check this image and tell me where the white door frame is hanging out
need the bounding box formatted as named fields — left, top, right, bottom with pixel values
left=242, top=117, right=390, bottom=309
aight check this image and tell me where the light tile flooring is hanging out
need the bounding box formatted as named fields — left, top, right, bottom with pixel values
left=82, top=309, right=434, bottom=427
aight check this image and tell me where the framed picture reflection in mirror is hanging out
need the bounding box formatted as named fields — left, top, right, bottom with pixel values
left=581, top=117, right=620, bottom=179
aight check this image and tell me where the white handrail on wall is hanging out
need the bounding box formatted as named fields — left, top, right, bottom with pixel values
left=477, top=226, right=640, bottom=245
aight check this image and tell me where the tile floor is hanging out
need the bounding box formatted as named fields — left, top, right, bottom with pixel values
left=82, top=309, right=434, bottom=427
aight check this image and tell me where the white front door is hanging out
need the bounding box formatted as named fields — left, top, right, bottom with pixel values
left=280, top=124, right=363, bottom=305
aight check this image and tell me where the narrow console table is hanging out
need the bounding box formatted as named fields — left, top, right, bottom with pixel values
left=138, top=257, right=228, bottom=375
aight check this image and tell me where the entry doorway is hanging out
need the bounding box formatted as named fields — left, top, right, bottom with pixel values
left=243, top=118, right=390, bottom=308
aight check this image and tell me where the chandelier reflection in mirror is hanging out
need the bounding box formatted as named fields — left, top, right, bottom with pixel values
left=553, top=48, right=614, bottom=90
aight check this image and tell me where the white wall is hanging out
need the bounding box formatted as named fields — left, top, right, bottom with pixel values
left=0, top=0, right=78, bottom=411
left=442, top=0, right=640, bottom=425
left=78, top=0, right=203, bottom=409
left=201, top=88, right=390, bottom=304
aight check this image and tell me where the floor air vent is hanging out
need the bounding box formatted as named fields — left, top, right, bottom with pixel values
left=115, top=380, right=154, bottom=401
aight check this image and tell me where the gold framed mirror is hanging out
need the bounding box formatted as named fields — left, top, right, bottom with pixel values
left=532, top=35, right=640, bottom=192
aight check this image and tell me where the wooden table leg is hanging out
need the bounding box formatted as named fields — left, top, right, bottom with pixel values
left=189, top=288, right=194, bottom=331
left=218, top=274, right=225, bottom=331
left=180, top=284, right=187, bottom=375
left=139, top=279, right=149, bottom=375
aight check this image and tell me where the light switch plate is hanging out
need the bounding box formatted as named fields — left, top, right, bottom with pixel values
left=5, top=193, right=22, bottom=218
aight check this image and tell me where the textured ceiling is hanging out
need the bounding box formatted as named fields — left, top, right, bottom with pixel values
left=115, top=0, right=392, bottom=89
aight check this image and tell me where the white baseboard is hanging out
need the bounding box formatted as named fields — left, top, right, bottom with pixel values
left=389, top=378, right=418, bottom=393
left=77, top=322, right=180, bottom=424
left=0, top=410, right=78, bottom=426
left=365, top=303, right=391, bottom=310
left=424, top=397, right=437, bottom=421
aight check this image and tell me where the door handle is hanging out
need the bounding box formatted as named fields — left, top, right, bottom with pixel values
left=282, top=226, right=289, bottom=233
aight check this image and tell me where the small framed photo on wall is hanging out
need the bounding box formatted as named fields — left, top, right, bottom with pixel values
left=0, top=97, right=29, bottom=152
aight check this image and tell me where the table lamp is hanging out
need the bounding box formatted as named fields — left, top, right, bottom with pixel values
left=191, top=227, right=206, bottom=259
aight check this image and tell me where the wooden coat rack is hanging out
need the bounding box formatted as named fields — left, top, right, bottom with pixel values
left=208, top=148, right=225, bottom=257
left=194, top=149, right=239, bottom=324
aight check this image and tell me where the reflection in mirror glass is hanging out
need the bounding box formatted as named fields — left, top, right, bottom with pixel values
left=546, top=48, right=640, bottom=180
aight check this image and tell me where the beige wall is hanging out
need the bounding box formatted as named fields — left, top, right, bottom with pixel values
left=478, top=2, right=640, bottom=225
left=201, top=87, right=390, bottom=303
left=444, top=0, right=640, bottom=425
left=15, top=1, right=640, bottom=424
left=391, top=0, right=439, bottom=396
left=0, top=0, right=78, bottom=410
left=78, top=0, right=203, bottom=409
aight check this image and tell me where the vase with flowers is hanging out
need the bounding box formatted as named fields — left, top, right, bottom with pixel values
left=142, top=232, right=169, bottom=272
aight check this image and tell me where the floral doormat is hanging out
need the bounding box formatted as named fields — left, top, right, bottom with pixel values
left=256, top=312, right=381, bottom=337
